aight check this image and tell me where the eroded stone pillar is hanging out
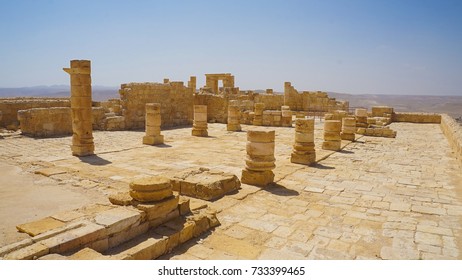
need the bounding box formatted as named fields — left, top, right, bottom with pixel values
left=192, top=105, right=208, bottom=136
left=341, top=117, right=356, bottom=141
left=227, top=104, right=241, bottom=131
left=355, top=108, right=368, bottom=129
left=241, top=129, right=275, bottom=186
left=63, top=60, right=94, bottom=157
left=129, top=176, right=173, bottom=202
left=281, top=106, right=292, bottom=127
left=188, top=76, right=196, bottom=93
left=322, top=120, right=341, bottom=151
left=143, top=103, right=164, bottom=145
left=291, top=118, right=316, bottom=165
left=253, top=103, right=264, bottom=126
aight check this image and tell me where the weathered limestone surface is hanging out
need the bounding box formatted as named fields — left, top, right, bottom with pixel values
left=241, top=129, right=275, bottom=186
left=129, top=176, right=173, bottom=203
left=357, top=126, right=397, bottom=138
left=0, top=97, right=70, bottom=129
left=143, top=103, right=164, bottom=145
left=322, top=120, right=341, bottom=151
left=253, top=103, right=265, bottom=126
left=341, top=117, right=356, bottom=141
left=281, top=106, right=292, bottom=127
left=18, top=107, right=72, bottom=137
left=63, top=60, right=94, bottom=157
left=192, top=105, right=208, bottom=137
left=227, top=104, right=241, bottom=131
left=291, top=118, right=316, bottom=165
left=284, top=82, right=348, bottom=112
left=440, top=114, right=462, bottom=162
left=393, top=112, right=442, bottom=123
left=355, top=108, right=368, bottom=129
left=171, top=168, right=241, bottom=201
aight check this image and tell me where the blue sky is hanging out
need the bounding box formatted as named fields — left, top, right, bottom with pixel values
left=0, top=0, right=461, bottom=95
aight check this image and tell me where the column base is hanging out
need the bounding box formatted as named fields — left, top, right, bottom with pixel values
left=71, top=144, right=94, bottom=157
left=226, top=124, right=241, bottom=131
left=143, top=135, right=164, bottom=145
left=192, top=129, right=208, bottom=137
left=290, top=152, right=316, bottom=165
left=241, top=169, right=274, bottom=187
left=322, top=140, right=341, bottom=151
left=340, top=132, right=355, bottom=141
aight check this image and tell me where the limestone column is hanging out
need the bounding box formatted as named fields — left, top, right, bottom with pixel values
left=188, top=76, right=196, bottom=93
left=355, top=108, right=368, bottom=129
left=63, top=60, right=94, bottom=157
left=291, top=118, right=316, bottom=165
left=241, top=129, right=275, bottom=186
left=281, top=106, right=292, bottom=127
left=192, top=105, right=208, bottom=136
left=143, top=103, right=164, bottom=145
left=322, top=120, right=341, bottom=151
left=253, top=103, right=264, bottom=126
left=227, top=104, right=241, bottom=131
left=341, top=117, right=356, bottom=141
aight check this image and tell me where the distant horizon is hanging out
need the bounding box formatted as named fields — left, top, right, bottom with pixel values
left=1, top=0, right=462, bottom=96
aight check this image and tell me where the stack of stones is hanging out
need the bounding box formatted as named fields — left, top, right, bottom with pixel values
left=227, top=103, right=241, bottom=131
left=63, top=60, right=94, bottom=157
left=322, top=120, right=342, bottom=151
left=143, top=103, right=164, bottom=145
left=341, top=117, right=356, bottom=141
left=241, top=129, right=275, bottom=186
left=281, top=106, right=292, bottom=127
left=291, top=118, right=316, bottom=165
left=253, top=103, right=264, bottom=126
left=192, top=105, right=208, bottom=137
left=129, top=176, right=173, bottom=203
left=355, top=108, right=368, bottom=130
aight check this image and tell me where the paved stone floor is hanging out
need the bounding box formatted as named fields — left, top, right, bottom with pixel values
left=1, top=121, right=461, bottom=259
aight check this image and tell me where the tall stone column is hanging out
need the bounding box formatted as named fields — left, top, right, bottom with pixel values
left=227, top=104, right=241, bottom=131
left=291, top=118, right=316, bottom=165
left=143, top=103, right=164, bottom=145
left=241, top=129, right=275, bottom=186
left=253, top=103, right=264, bottom=126
left=281, top=106, right=292, bottom=127
left=341, top=117, right=356, bottom=141
left=63, top=60, right=94, bottom=157
left=322, top=120, right=341, bottom=151
left=192, top=105, right=208, bottom=136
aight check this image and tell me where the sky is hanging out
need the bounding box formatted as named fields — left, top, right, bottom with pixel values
left=0, top=0, right=461, bottom=95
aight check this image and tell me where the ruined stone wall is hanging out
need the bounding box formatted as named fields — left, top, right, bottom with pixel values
left=120, top=82, right=194, bottom=130
left=0, top=98, right=70, bottom=129
left=283, top=82, right=348, bottom=112
left=440, top=114, right=462, bottom=163
left=392, top=112, right=441, bottom=123
left=18, top=107, right=72, bottom=137
left=195, top=94, right=229, bottom=123
left=254, top=94, right=284, bottom=110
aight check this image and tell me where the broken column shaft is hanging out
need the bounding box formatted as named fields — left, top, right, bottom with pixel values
left=241, top=129, right=275, bottom=186
left=291, top=118, right=316, bottom=165
left=227, top=104, right=241, bottom=131
left=143, top=103, right=164, bottom=145
left=322, top=120, right=342, bottom=151
left=253, top=103, right=264, bottom=126
left=63, top=60, right=94, bottom=157
left=192, top=105, right=208, bottom=137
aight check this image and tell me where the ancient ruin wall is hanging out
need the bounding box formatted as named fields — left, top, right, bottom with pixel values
left=254, top=94, right=284, bottom=110
left=18, top=107, right=72, bottom=137
left=0, top=98, right=70, bottom=128
left=120, top=82, right=194, bottom=130
left=283, top=82, right=348, bottom=112
left=392, top=112, right=441, bottom=123
left=440, top=114, right=462, bottom=163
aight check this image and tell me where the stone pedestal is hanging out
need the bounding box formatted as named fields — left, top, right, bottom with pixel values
left=143, top=103, right=164, bottom=145
left=63, top=60, right=94, bottom=157
left=322, top=120, right=341, bottom=151
left=129, top=176, right=173, bottom=203
left=341, top=117, right=356, bottom=141
left=281, top=106, right=292, bottom=127
left=192, top=105, right=208, bottom=137
left=253, top=103, right=264, bottom=126
left=227, top=105, right=241, bottom=131
left=291, top=118, right=316, bottom=165
left=241, top=130, right=275, bottom=186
